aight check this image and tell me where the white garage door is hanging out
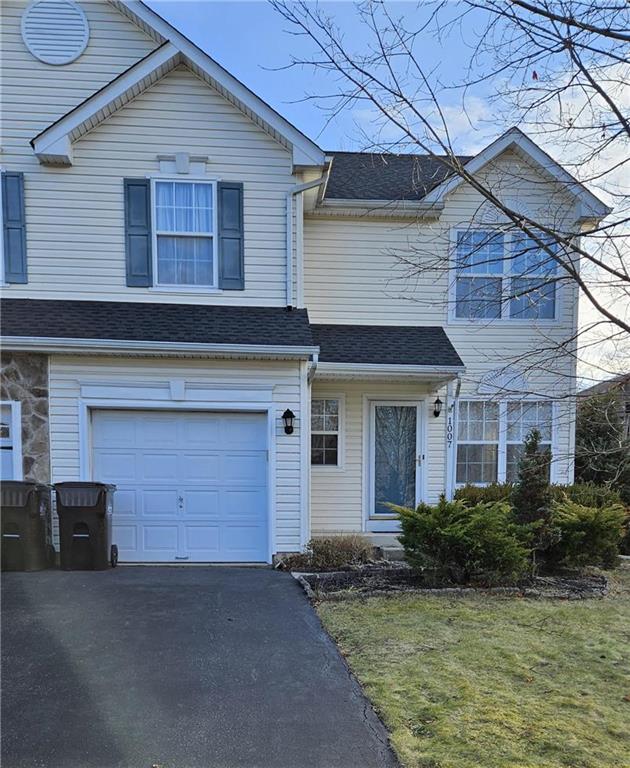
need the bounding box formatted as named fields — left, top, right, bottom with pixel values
left=92, top=410, right=268, bottom=563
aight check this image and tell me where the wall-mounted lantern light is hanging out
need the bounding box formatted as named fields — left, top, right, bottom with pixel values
left=282, top=409, right=295, bottom=435
left=433, top=397, right=443, bottom=418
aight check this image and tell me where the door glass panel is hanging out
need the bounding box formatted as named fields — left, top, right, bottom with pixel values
left=373, top=405, right=416, bottom=514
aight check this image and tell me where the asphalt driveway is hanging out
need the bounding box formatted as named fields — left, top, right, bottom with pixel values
left=1, top=567, right=398, bottom=768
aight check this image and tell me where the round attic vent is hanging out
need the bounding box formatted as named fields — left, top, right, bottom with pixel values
left=21, top=0, right=90, bottom=65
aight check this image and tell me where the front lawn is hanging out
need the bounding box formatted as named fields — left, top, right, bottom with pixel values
left=318, top=567, right=630, bottom=768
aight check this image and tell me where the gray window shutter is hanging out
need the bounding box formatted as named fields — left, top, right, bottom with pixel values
left=2, top=172, right=27, bottom=284
left=218, top=181, right=244, bottom=290
left=124, top=178, right=152, bottom=287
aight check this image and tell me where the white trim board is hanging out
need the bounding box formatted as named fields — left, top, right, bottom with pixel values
left=2, top=336, right=319, bottom=359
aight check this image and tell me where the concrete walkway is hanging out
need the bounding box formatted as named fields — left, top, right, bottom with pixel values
left=1, top=567, right=399, bottom=768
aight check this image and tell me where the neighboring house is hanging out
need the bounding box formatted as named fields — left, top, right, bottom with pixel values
left=0, top=0, right=611, bottom=562
left=580, top=374, right=630, bottom=439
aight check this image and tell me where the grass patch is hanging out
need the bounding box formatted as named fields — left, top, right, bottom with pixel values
left=318, top=567, right=630, bottom=768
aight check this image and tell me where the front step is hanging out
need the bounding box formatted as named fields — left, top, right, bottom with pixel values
left=380, top=546, right=406, bottom=562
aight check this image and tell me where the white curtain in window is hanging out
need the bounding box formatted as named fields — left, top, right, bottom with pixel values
left=156, top=182, right=212, bottom=233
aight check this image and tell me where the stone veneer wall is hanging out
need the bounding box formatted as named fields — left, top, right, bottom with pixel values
left=0, top=352, right=50, bottom=483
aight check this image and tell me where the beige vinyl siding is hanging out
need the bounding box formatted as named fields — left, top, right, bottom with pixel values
left=4, top=65, right=295, bottom=305
left=310, top=380, right=445, bottom=535
left=48, top=355, right=305, bottom=553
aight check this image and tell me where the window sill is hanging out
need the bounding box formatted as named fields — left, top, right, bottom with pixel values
left=311, top=464, right=345, bottom=472
left=447, top=317, right=559, bottom=326
left=148, top=286, right=224, bottom=295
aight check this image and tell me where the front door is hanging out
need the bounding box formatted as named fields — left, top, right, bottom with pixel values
left=367, top=401, right=423, bottom=532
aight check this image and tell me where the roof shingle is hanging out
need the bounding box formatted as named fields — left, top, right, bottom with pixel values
left=324, top=152, right=471, bottom=201
left=312, top=324, right=464, bottom=368
left=0, top=299, right=315, bottom=348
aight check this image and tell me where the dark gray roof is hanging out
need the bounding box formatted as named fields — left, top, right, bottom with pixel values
left=312, top=324, right=464, bottom=368
left=325, top=152, right=472, bottom=201
left=0, top=299, right=314, bottom=348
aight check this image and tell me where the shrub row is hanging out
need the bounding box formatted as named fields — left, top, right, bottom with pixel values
left=454, top=481, right=626, bottom=509
left=396, top=495, right=628, bottom=584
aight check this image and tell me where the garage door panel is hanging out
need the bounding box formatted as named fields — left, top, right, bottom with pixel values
left=181, top=418, right=221, bottom=448
left=222, top=489, right=267, bottom=519
left=222, top=416, right=267, bottom=449
left=223, top=524, right=267, bottom=557
left=184, top=525, right=220, bottom=553
left=93, top=451, right=137, bottom=482
left=221, top=453, right=267, bottom=485
left=140, top=453, right=179, bottom=481
left=92, top=410, right=269, bottom=563
left=113, top=524, right=138, bottom=551
left=180, top=453, right=220, bottom=483
left=139, top=417, right=178, bottom=447
left=92, top=415, right=136, bottom=447
left=111, top=488, right=137, bottom=517
left=143, top=525, right=179, bottom=552
left=142, top=489, right=179, bottom=517
left=182, top=489, right=220, bottom=517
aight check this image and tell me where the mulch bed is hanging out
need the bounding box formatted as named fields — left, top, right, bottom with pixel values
left=292, top=563, right=609, bottom=601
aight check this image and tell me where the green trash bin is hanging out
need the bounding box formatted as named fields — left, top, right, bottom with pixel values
left=54, top=482, right=117, bottom=571
left=1, top=481, right=53, bottom=571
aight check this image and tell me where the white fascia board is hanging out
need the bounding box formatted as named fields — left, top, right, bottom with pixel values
left=113, top=0, right=326, bottom=168
left=423, top=127, right=611, bottom=220
left=1, top=336, right=320, bottom=359
left=32, top=43, right=180, bottom=165
left=315, top=362, right=465, bottom=381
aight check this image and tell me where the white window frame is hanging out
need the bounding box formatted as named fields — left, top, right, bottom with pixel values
left=0, top=400, right=23, bottom=481
left=150, top=177, right=219, bottom=292
left=456, top=397, right=558, bottom=486
left=310, top=395, right=345, bottom=470
left=448, top=227, right=561, bottom=324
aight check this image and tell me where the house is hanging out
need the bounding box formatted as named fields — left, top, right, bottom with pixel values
left=0, top=0, right=611, bottom=563
left=580, top=373, right=630, bottom=439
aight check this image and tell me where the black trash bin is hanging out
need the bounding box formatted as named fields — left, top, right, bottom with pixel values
left=55, top=482, right=117, bottom=570
left=1, top=482, right=53, bottom=571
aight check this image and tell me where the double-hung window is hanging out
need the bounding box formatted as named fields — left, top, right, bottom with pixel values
left=456, top=399, right=554, bottom=485
left=154, top=180, right=216, bottom=287
left=454, top=229, right=558, bottom=320
left=455, top=231, right=504, bottom=319
left=456, top=401, right=500, bottom=484
left=506, top=401, right=552, bottom=481
left=508, top=233, right=557, bottom=319
left=311, top=398, right=340, bottom=466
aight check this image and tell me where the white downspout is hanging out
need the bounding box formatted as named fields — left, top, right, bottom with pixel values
left=286, top=176, right=327, bottom=308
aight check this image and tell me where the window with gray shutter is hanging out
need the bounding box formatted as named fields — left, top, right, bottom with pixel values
left=1, top=172, right=27, bottom=284
left=124, top=178, right=152, bottom=287
left=217, top=181, right=244, bottom=290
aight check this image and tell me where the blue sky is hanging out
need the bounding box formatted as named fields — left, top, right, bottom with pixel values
left=146, top=0, right=496, bottom=154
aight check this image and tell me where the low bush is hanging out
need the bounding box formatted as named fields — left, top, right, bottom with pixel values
left=455, top=483, right=513, bottom=505
left=456, top=482, right=626, bottom=512
left=550, top=482, right=625, bottom=509
left=544, top=500, right=628, bottom=569
left=279, top=534, right=374, bottom=571
left=396, top=497, right=530, bottom=585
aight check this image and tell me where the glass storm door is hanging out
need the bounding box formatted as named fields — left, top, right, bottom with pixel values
left=368, top=402, right=422, bottom=532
